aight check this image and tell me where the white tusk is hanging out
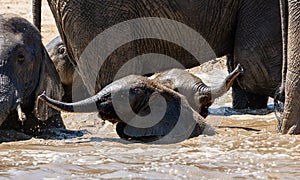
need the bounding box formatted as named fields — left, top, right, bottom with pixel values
left=17, top=104, right=26, bottom=123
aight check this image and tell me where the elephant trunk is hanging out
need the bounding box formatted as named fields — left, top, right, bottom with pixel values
left=0, top=75, right=25, bottom=125
left=32, top=0, right=42, bottom=31
left=197, top=64, right=243, bottom=100
left=38, top=88, right=111, bottom=113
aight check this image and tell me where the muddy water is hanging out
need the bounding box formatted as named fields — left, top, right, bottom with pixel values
left=1, top=113, right=300, bottom=179
left=1, top=60, right=300, bottom=179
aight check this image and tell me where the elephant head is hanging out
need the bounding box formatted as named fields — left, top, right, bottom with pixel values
left=0, top=14, right=64, bottom=132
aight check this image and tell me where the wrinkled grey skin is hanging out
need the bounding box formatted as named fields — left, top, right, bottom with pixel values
left=39, top=75, right=218, bottom=143
left=37, top=65, right=242, bottom=142
left=151, top=64, right=244, bottom=117
left=0, top=14, right=70, bottom=141
left=45, top=36, right=243, bottom=112
left=276, top=0, right=300, bottom=134
left=33, top=0, right=282, bottom=110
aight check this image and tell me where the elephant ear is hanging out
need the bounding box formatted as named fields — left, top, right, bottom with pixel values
left=34, top=47, right=64, bottom=121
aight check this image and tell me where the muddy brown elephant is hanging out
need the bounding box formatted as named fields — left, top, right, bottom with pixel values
left=33, top=0, right=282, bottom=111
left=38, top=65, right=242, bottom=142
left=276, top=0, right=300, bottom=134
left=0, top=14, right=78, bottom=141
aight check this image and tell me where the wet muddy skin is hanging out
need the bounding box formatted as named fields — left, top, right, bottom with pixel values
left=1, top=1, right=300, bottom=179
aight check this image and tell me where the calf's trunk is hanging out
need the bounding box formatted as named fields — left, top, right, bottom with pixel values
left=198, top=64, right=244, bottom=100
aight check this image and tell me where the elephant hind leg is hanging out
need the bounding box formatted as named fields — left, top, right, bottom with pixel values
left=231, top=82, right=268, bottom=109
left=247, top=93, right=268, bottom=109
left=231, top=81, right=249, bottom=109
left=226, top=55, right=269, bottom=110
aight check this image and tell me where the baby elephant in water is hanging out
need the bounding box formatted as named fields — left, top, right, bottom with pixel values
left=151, top=64, right=243, bottom=118
left=38, top=64, right=243, bottom=143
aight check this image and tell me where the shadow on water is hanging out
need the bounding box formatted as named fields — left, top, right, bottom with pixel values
left=209, top=105, right=275, bottom=116
left=217, top=126, right=260, bottom=132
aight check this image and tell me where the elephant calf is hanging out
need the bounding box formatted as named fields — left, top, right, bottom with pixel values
left=46, top=36, right=89, bottom=102
left=151, top=64, right=243, bottom=118
left=0, top=14, right=80, bottom=142
left=38, top=64, right=242, bottom=143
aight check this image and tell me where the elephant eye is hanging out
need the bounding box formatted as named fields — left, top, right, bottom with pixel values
left=133, top=88, right=144, bottom=95
left=17, top=54, right=25, bottom=63
left=57, top=45, right=66, bottom=55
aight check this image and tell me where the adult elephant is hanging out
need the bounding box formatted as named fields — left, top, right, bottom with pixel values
left=0, top=14, right=76, bottom=141
left=277, top=0, right=300, bottom=134
left=33, top=0, right=283, bottom=110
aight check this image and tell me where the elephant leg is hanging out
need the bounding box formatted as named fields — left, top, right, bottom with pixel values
left=282, top=71, right=300, bottom=134
left=226, top=55, right=268, bottom=109
left=231, top=82, right=274, bottom=110
left=230, top=81, right=268, bottom=109
left=231, top=81, right=248, bottom=109
left=246, top=93, right=268, bottom=109
left=232, top=0, right=282, bottom=111
left=281, top=0, right=300, bottom=134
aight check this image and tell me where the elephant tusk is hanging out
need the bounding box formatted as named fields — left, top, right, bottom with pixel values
left=15, top=91, right=26, bottom=124
left=17, top=103, right=26, bottom=124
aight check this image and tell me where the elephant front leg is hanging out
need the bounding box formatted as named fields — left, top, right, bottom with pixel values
left=280, top=0, right=300, bottom=134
